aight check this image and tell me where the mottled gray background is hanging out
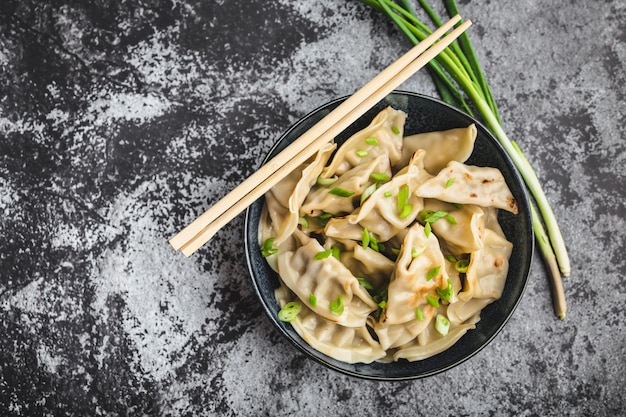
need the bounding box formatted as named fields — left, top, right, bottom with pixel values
left=0, top=0, right=624, bottom=416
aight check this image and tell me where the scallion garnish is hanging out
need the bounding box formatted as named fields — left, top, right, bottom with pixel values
left=317, top=212, right=333, bottom=226
left=384, top=191, right=393, bottom=198
left=412, top=246, right=426, bottom=258
left=445, top=177, right=456, bottom=188
left=397, top=184, right=409, bottom=214
left=355, top=149, right=368, bottom=157
left=357, top=277, right=374, bottom=291
left=329, top=187, right=355, bottom=197
left=391, top=125, right=400, bottom=134
left=316, top=175, right=338, bottom=187
left=298, top=216, right=309, bottom=229
left=261, top=238, right=279, bottom=257
left=365, top=137, right=379, bottom=145
left=415, top=307, right=424, bottom=320
left=435, top=314, right=450, bottom=336
left=331, top=245, right=340, bottom=260
left=424, top=221, right=432, bottom=238
left=445, top=254, right=457, bottom=263
left=361, top=183, right=378, bottom=205
left=436, top=279, right=454, bottom=302
left=361, top=228, right=370, bottom=249
left=277, top=302, right=301, bottom=322
left=426, top=265, right=441, bottom=281
left=420, top=209, right=448, bottom=223
left=378, top=300, right=387, bottom=309
left=309, top=293, right=317, bottom=307
left=426, top=295, right=440, bottom=308
left=370, top=172, right=391, bottom=182
left=330, top=295, right=344, bottom=316
left=455, top=258, right=469, bottom=273
left=446, top=215, right=457, bottom=224
left=399, top=204, right=413, bottom=219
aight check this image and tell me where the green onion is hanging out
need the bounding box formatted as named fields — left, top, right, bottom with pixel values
left=361, top=183, right=378, bottom=205
left=455, top=258, right=469, bottom=273
left=384, top=191, right=393, bottom=198
left=426, top=265, right=441, bottom=281
left=277, top=302, right=301, bottom=322
left=392, top=125, right=400, bottom=134
left=357, top=277, right=374, bottom=291
left=369, top=232, right=380, bottom=252
left=445, top=177, right=456, bottom=188
left=359, top=0, right=571, bottom=317
left=315, top=246, right=340, bottom=260
left=362, top=228, right=371, bottom=249
left=329, top=187, right=355, bottom=197
left=317, top=212, right=333, bottom=226
left=397, top=184, right=409, bottom=213
left=330, top=295, right=344, bottom=316
left=378, top=300, right=387, bottom=309
left=365, top=137, right=379, bottom=145
left=261, top=238, right=279, bottom=257
left=298, top=216, right=309, bottom=229
left=446, top=215, right=457, bottom=224
left=445, top=254, right=457, bottom=263
left=415, top=307, right=424, bottom=320
left=412, top=246, right=426, bottom=258
left=370, top=172, right=391, bottom=182
left=355, top=149, right=368, bottom=157
left=435, top=314, right=450, bottom=335
left=309, top=293, right=317, bottom=307
left=420, top=209, right=448, bottom=223
left=331, top=245, right=340, bottom=260
left=316, top=175, right=338, bottom=187
left=437, top=279, right=454, bottom=302
left=399, top=204, right=413, bottom=219
left=426, top=295, right=440, bottom=308
left=424, top=221, right=432, bottom=238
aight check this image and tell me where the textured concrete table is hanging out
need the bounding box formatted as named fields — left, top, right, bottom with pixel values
left=1, top=1, right=624, bottom=415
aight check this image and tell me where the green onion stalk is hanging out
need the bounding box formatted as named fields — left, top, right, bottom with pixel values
left=358, top=0, right=570, bottom=317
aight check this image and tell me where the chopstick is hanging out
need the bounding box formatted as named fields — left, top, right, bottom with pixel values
left=170, top=15, right=472, bottom=256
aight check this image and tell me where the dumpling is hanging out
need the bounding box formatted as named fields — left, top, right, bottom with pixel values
left=320, top=106, right=406, bottom=178
left=394, top=124, right=477, bottom=174
left=275, top=286, right=386, bottom=364
left=301, top=154, right=391, bottom=217
left=421, top=199, right=486, bottom=255
left=275, top=229, right=378, bottom=327
left=416, top=161, right=519, bottom=213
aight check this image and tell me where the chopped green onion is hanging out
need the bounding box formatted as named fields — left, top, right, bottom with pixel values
left=446, top=215, right=457, bottom=224
left=261, top=238, right=278, bottom=257
left=317, top=213, right=333, bottom=226
left=391, top=247, right=401, bottom=255
left=357, top=277, right=374, bottom=291
left=355, top=150, right=368, bottom=157
left=445, top=177, right=456, bottom=188
left=298, top=216, right=309, bottom=229
left=361, top=228, right=370, bottom=249
left=445, top=254, right=457, bottom=263
left=316, top=175, right=338, bottom=187
left=361, top=183, right=378, bottom=205
left=412, top=246, right=426, bottom=258
left=424, top=221, right=432, bottom=238
left=397, top=184, right=409, bottom=212
left=365, top=137, right=379, bottom=145
left=420, top=209, right=449, bottom=223
left=455, top=259, right=470, bottom=273
left=331, top=245, right=340, bottom=260
left=277, top=302, right=301, bottom=322
left=426, top=265, right=441, bottom=281
left=370, top=172, right=391, bottom=182
left=368, top=232, right=380, bottom=252
left=329, top=187, right=355, bottom=197
left=330, top=295, right=344, bottom=316
left=426, top=295, right=440, bottom=308
left=399, top=204, right=413, bottom=219
left=415, top=307, right=424, bottom=320
left=435, top=314, right=450, bottom=336
left=314, top=249, right=332, bottom=260
left=384, top=191, right=393, bottom=198
left=378, top=300, right=387, bottom=309
left=309, top=293, right=317, bottom=307
left=437, top=279, right=454, bottom=302
left=391, top=125, right=400, bottom=134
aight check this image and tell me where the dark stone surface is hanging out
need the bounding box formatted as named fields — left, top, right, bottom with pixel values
left=0, top=0, right=624, bottom=415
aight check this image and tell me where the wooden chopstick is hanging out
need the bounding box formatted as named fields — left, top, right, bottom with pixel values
left=171, top=15, right=472, bottom=256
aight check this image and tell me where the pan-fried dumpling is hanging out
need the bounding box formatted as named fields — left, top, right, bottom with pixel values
left=416, top=161, right=519, bottom=214
left=321, top=107, right=406, bottom=178
left=421, top=199, right=486, bottom=255
left=336, top=238, right=395, bottom=290
left=374, top=304, right=436, bottom=350
left=301, top=154, right=391, bottom=217
left=350, top=150, right=432, bottom=242
left=275, top=286, right=386, bottom=363
left=395, top=124, right=477, bottom=174
left=275, top=229, right=378, bottom=327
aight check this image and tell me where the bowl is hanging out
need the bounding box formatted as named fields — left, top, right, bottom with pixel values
left=244, top=91, right=533, bottom=380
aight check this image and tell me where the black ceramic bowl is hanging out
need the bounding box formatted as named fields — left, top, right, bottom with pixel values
left=244, top=91, right=533, bottom=380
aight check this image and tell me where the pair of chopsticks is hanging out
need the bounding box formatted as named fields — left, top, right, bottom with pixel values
left=170, top=15, right=472, bottom=256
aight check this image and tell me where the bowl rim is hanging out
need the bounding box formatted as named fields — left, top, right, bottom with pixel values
left=244, top=90, right=533, bottom=381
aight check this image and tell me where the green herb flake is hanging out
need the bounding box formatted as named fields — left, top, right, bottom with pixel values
left=377, top=300, right=387, bottom=309
left=330, top=295, right=344, bottom=316
left=316, top=175, right=338, bottom=187
left=370, top=172, right=391, bottom=182
left=298, top=216, right=309, bottom=229
left=446, top=215, right=457, bottom=224
left=329, top=187, right=354, bottom=197
left=361, top=228, right=370, bottom=249
left=391, top=125, right=400, bottom=134
left=437, top=279, right=454, bottom=302
left=384, top=191, right=393, bottom=198
left=361, top=183, right=378, bottom=205
left=412, top=246, right=426, bottom=258
left=415, top=307, right=424, bottom=320
left=455, top=258, right=470, bottom=273
left=399, top=204, right=413, bottom=219
left=317, top=213, right=333, bottom=226
left=435, top=314, right=450, bottom=336
left=421, top=210, right=449, bottom=223
left=445, top=177, right=456, bottom=188
left=426, top=295, right=440, bottom=308
left=397, top=184, right=409, bottom=212
left=424, top=221, right=432, bottom=238
left=427, top=265, right=441, bottom=281
left=261, top=238, right=279, bottom=257
left=331, top=245, right=340, bottom=260
left=314, top=249, right=332, bottom=260
left=309, top=293, right=317, bottom=307
left=355, top=150, right=368, bottom=157
left=277, top=302, right=301, bottom=322
left=368, top=232, right=380, bottom=252
left=445, top=254, right=458, bottom=263
left=365, top=137, right=379, bottom=145
left=357, top=277, right=374, bottom=291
